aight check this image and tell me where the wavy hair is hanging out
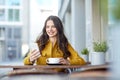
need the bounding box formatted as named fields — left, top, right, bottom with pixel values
left=36, top=15, right=71, bottom=59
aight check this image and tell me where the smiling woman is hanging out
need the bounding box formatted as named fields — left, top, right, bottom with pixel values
left=23, top=15, right=86, bottom=72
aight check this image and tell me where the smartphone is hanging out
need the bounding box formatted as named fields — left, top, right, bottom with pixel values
left=30, top=43, right=39, bottom=51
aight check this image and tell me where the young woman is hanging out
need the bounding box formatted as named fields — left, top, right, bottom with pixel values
left=24, top=15, right=86, bottom=67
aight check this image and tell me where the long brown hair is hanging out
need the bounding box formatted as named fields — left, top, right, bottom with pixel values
left=36, top=15, right=71, bottom=59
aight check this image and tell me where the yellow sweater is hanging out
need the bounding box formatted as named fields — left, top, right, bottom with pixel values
left=23, top=41, right=86, bottom=65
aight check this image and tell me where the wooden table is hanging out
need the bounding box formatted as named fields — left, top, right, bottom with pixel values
left=0, top=64, right=110, bottom=80
left=0, top=64, right=89, bottom=75
left=0, top=63, right=109, bottom=74
left=69, top=64, right=111, bottom=80
left=0, top=62, right=109, bottom=69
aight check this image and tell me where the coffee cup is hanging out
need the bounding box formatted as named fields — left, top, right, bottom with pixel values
left=46, top=58, right=61, bottom=64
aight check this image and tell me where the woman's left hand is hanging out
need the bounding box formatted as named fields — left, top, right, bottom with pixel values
left=59, top=58, right=70, bottom=65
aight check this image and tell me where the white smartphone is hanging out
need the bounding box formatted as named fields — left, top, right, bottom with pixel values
left=30, top=43, right=39, bottom=51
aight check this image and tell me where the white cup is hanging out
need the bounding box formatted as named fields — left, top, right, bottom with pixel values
left=46, top=58, right=61, bottom=64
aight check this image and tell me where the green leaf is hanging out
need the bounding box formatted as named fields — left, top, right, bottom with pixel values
left=81, top=48, right=89, bottom=55
left=93, top=41, right=108, bottom=53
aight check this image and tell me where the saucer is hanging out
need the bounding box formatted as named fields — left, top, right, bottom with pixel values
left=47, top=62, right=62, bottom=65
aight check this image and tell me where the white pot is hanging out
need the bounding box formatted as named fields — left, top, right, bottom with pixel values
left=81, top=55, right=89, bottom=62
left=91, top=52, right=105, bottom=65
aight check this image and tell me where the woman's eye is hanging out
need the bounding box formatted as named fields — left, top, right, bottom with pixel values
left=46, top=25, right=55, bottom=28
left=46, top=26, right=49, bottom=28
left=51, top=25, right=55, bottom=28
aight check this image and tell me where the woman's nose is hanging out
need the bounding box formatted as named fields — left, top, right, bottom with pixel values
left=49, top=27, right=52, bottom=30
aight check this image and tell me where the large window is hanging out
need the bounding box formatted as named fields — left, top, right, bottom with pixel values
left=7, top=28, right=12, bottom=39
left=0, top=27, right=5, bottom=38
left=7, top=40, right=16, bottom=60
left=8, top=9, right=20, bottom=21
left=6, top=0, right=20, bottom=6
left=0, top=9, right=5, bottom=21
left=14, top=28, right=21, bottom=39
left=0, top=0, right=5, bottom=5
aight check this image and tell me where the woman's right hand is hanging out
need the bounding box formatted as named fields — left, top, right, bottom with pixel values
left=29, top=49, right=41, bottom=62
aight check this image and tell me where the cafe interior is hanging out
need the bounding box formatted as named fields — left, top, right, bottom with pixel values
left=0, top=0, right=120, bottom=80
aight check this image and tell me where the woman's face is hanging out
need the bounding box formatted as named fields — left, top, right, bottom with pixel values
left=46, top=20, right=57, bottom=38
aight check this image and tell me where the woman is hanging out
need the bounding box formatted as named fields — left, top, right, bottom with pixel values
left=24, top=15, right=86, bottom=68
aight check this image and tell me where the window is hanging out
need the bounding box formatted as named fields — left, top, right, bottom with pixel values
left=7, top=28, right=12, bottom=39
left=8, top=9, right=13, bottom=21
left=14, top=28, right=21, bottom=39
left=0, top=0, right=5, bottom=5
left=15, top=9, right=19, bottom=21
left=0, top=27, right=5, bottom=38
left=6, top=0, right=20, bottom=6
left=7, top=40, right=16, bottom=60
left=0, top=9, right=5, bottom=21
left=8, top=9, right=20, bottom=21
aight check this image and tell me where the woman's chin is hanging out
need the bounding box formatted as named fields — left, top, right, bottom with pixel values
left=48, top=35, right=56, bottom=38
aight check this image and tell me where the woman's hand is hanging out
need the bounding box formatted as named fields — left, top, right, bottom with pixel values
left=59, top=58, right=70, bottom=65
left=29, top=49, right=41, bottom=63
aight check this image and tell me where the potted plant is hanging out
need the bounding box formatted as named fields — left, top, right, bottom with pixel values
left=81, top=48, right=89, bottom=62
left=93, top=41, right=108, bottom=53
left=91, top=41, right=108, bottom=65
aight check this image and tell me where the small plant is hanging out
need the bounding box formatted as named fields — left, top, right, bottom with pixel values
left=93, top=41, right=108, bottom=53
left=81, top=48, right=89, bottom=55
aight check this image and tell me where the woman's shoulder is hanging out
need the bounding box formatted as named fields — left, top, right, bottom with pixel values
left=68, top=42, right=72, bottom=47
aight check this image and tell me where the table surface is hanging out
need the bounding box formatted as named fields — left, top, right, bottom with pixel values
left=0, top=63, right=109, bottom=69
left=0, top=63, right=109, bottom=74
left=0, top=63, right=110, bottom=80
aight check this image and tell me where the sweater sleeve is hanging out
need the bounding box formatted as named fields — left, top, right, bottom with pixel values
left=68, top=44, right=86, bottom=65
left=23, top=50, right=34, bottom=65
left=23, top=50, right=47, bottom=65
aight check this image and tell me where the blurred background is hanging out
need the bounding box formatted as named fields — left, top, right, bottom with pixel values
left=0, top=0, right=58, bottom=62
left=0, top=0, right=120, bottom=78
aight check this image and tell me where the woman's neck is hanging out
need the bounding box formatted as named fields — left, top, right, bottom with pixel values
left=49, top=37, right=57, bottom=47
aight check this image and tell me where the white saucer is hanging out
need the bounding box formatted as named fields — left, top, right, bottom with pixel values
left=47, top=62, right=62, bottom=65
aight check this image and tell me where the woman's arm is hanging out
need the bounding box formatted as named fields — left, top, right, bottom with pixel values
left=23, top=50, right=48, bottom=65
left=68, top=44, right=86, bottom=65
left=23, top=50, right=34, bottom=65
